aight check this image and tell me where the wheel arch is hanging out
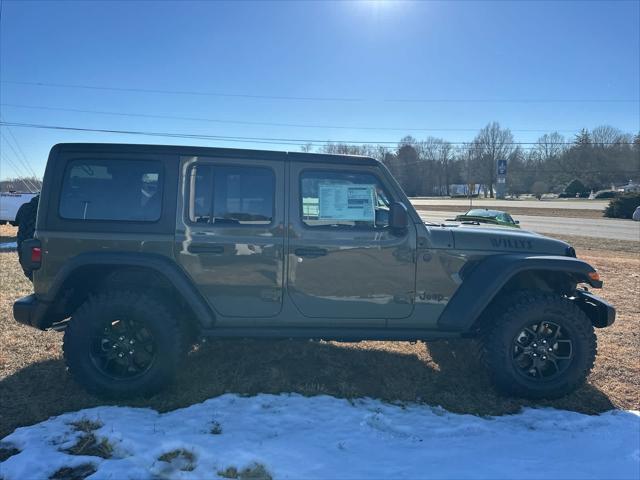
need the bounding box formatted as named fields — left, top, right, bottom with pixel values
left=437, top=254, right=603, bottom=333
left=37, top=252, right=215, bottom=330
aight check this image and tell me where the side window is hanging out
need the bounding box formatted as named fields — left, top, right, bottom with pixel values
left=189, top=165, right=274, bottom=225
left=300, top=170, right=391, bottom=229
left=59, top=159, right=162, bottom=221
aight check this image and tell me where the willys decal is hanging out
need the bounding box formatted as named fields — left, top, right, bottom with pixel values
left=490, top=237, right=533, bottom=250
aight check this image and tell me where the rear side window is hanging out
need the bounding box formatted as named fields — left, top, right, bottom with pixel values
left=189, top=164, right=274, bottom=225
left=59, top=159, right=162, bottom=221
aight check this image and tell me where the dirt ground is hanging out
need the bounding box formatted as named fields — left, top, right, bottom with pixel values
left=413, top=204, right=606, bottom=219
left=0, top=225, right=638, bottom=439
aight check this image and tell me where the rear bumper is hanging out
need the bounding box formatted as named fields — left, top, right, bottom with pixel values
left=13, top=294, right=51, bottom=330
left=575, top=290, right=616, bottom=328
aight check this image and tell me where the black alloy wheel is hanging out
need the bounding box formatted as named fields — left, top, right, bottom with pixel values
left=511, top=321, right=573, bottom=381
left=90, top=317, right=157, bottom=380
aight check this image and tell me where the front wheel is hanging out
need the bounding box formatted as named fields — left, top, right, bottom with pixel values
left=63, top=290, right=183, bottom=398
left=482, top=291, right=596, bottom=399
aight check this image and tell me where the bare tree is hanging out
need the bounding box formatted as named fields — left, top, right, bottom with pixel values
left=473, top=122, right=514, bottom=197
left=591, top=125, right=623, bottom=148
left=459, top=142, right=483, bottom=195
left=531, top=181, right=550, bottom=200
left=534, top=132, right=566, bottom=164
left=0, top=176, right=42, bottom=192
left=418, top=137, right=454, bottom=195
left=438, top=141, right=453, bottom=196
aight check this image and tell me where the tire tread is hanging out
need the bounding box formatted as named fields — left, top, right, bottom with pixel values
left=63, top=289, right=183, bottom=398
left=482, top=290, right=596, bottom=399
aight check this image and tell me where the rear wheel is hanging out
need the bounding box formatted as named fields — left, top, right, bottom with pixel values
left=63, top=290, right=183, bottom=398
left=482, top=291, right=596, bottom=399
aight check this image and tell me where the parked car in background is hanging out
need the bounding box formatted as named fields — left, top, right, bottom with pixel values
left=633, top=206, right=640, bottom=221
left=454, top=209, right=520, bottom=228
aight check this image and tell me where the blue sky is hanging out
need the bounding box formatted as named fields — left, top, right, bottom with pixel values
left=1, top=0, right=639, bottom=179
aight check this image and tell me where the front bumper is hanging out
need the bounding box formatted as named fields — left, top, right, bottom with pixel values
left=13, top=294, right=51, bottom=330
left=575, top=290, right=616, bottom=328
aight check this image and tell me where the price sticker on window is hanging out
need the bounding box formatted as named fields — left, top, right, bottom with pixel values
left=318, top=183, right=376, bottom=222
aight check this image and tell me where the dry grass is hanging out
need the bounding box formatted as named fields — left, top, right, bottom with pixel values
left=413, top=204, right=607, bottom=219
left=157, top=448, right=196, bottom=472
left=64, top=433, right=113, bottom=459
left=218, top=463, right=272, bottom=480
left=0, top=444, right=20, bottom=461
left=63, top=418, right=113, bottom=459
left=0, top=224, right=17, bottom=244
left=0, top=225, right=638, bottom=440
left=49, top=463, right=96, bottom=480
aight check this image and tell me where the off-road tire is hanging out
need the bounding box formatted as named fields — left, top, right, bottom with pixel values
left=16, top=195, right=39, bottom=279
left=63, top=290, right=183, bottom=398
left=482, top=291, right=596, bottom=399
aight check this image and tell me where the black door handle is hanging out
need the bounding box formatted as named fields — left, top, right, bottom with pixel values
left=294, top=247, right=328, bottom=258
left=188, top=244, right=224, bottom=254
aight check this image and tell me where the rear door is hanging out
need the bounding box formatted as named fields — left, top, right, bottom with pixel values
left=175, top=155, right=285, bottom=319
left=287, top=162, right=416, bottom=325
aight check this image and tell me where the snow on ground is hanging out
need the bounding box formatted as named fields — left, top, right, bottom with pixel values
left=0, top=242, right=17, bottom=250
left=1, top=394, right=639, bottom=480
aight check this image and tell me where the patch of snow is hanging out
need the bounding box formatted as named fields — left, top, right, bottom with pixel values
left=1, top=394, right=638, bottom=479
left=0, top=242, right=17, bottom=250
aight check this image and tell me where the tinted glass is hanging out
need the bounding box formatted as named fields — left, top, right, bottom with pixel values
left=300, top=170, right=390, bottom=229
left=59, top=159, right=162, bottom=221
left=189, top=165, right=274, bottom=225
left=467, top=209, right=499, bottom=218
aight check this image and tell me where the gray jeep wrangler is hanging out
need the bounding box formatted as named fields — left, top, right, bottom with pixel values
left=14, top=143, right=615, bottom=399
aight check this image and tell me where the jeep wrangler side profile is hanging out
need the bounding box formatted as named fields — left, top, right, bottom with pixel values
left=14, top=143, right=615, bottom=399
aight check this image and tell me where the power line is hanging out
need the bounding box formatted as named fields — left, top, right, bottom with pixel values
left=0, top=121, right=318, bottom=147
left=0, top=102, right=582, bottom=134
left=0, top=131, right=39, bottom=182
left=1, top=80, right=364, bottom=103
left=1, top=124, right=39, bottom=177
left=0, top=156, right=35, bottom=188
left=0, top=140, right=39, bottom=191
left=0, top=150, right=37, bottom=190
left=2, top=80, right=638, bottom=104
left=1, top=121, right=636, bottom=147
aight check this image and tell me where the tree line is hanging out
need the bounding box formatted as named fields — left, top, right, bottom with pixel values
left=0, top=176, right=42, bottom=193
left=310, top=123, right=640, bottom=198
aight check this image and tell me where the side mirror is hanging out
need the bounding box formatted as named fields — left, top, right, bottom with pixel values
left=515, top=220, right=520, bottom=224
left=389, top=202, right=409, bottom=232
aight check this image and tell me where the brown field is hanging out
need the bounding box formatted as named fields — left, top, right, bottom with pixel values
left=0, top=225, right=638, bottom=439
left=413, top=204, right=606, bottom=219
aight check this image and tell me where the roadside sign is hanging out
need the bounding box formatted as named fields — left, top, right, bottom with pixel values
left=497, top=160, right=507, bottom=176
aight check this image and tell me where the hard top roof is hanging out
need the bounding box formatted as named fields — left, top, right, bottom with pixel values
left=50, top=143, right=381, bottom=166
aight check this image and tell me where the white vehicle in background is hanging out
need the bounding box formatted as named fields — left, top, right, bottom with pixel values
left=0, top=192, right=38, bottom=226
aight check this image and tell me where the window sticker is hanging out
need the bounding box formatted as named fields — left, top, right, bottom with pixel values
left=318, top=183, right=376, bottom=222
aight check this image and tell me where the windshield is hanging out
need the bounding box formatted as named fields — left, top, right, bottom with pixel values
left=465, top=209, right=501, bottom=218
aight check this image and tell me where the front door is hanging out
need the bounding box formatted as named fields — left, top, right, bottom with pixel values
left=176, top=156, right=285, bottom=319
left=287, top=163, right=416, bottom=324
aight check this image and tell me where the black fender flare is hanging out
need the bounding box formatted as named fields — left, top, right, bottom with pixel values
left=437, top=254, right=602, bottom=332
left=41, top=252, right=215, bottom=328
